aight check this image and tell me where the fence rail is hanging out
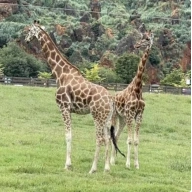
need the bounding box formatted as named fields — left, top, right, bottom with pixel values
left=0, top=76, right=190, bottom=95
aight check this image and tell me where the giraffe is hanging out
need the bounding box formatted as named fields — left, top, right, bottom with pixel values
left=24, top=21, right=123, bottom=174
left=110, top=33, right=154, bottom=169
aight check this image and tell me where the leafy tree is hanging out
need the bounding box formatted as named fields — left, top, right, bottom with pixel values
left=38, top=71, right=52, bottom=79
left=115, top=53, right=140, bottom=84
left=149, top=47, right=160, bottom=66
left=0, top=42, right=47, bottom=77
left=0, top=22, right=24, bottom=48
left=99, top=67, right=121, bottom=83
left=160, top=69, right=186, bottom=86
left=0, top=64, right=4, bottom=76
left=84, top=64, right=103, bottom=82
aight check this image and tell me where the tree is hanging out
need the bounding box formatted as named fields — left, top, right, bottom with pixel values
left=115, top=53, right=140, bottom=84
left=84, top=63, right=103, bottom=82
left=99, top=66, right=121, bottom=83
left=0, top=42, right=47, bottom=77
left=149, top=47, right=160, bottom=66
left=38, top=71, right=52, bottom=79
left=0, top=22, right=24, bottom=48
left=160, top=69, right=186, bottom=86
left=0, top=64, right=4, bottom=76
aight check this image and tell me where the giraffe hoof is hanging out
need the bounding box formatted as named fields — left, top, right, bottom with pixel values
left=126, top=164, right=131, bottom=169
left=89, top=169, right=97, bottom=174
left=135, top=165, right=139, bottom=169
left=110, top=159, right=116, bottom=165
left=64, top=165, right=73, bottom=171
left=104, top=168, right=110, bottom=173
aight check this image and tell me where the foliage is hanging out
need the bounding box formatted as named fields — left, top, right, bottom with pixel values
left=160, top=69, right=187, bottom=87
left=0, top=42, right=47, bottom=77
left=0, top=63, right=4, bottom=76
left=5, top=14, right=27, bottom=23
left=83, top=63, right=103, bottom=82
left=0, top=0, right=190, bottom=83
left=95, top=35, right=118, bottom=55
left=77, top=60, right=93, bottom=73
left=99, top=67, right=121, bottom=83
left=115, top=53, right=140, bottom=84
left=0, top=22, right=25, bottom=48
left=149, top=47, right=160, bottom=66
left=173, top=26, right=191, bottom=43
left=38, top=71, right=52, bottom=79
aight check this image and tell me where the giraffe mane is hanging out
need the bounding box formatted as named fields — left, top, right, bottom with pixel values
left=38, top=25, right=82, bottom=76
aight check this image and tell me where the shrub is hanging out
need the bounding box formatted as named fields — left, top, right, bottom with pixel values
left=149, top=47, right=161, bottom=66
left=83, top=64, right=103, bottom=83
left=115, top=53, right=140, bottom=84
left=0, top=42, right=47, bottom=77
left=0, top=22, right=24, bottom=48
left=160, top=69, right=185, bottom=86
left=99, top=67, right=121, bottom=83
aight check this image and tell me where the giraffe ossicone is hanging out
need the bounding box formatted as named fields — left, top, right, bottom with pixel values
left=24, top=21, right=124, bottom=173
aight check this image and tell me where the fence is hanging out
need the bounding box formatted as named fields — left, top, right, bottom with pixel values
left=0, top=76, right=56, bottom=87
left=0, top=76, right=190, bottom=95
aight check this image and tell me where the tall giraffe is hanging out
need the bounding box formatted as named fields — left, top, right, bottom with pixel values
left=25, top=21, right=123, bottom=174
left=110, top=34, right=154, bottom=169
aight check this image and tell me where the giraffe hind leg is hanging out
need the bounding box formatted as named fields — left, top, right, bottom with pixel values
left=89, top=119, right=103, bottom=174
left=89, top=117, right=111, bottom=173
left=126, top=116, right=134, bottom=169
left=103, top=126, right=110, bottom=172
left=110, top=116, right=126, bottom=165
left=89, top=127, right=111, bottom=173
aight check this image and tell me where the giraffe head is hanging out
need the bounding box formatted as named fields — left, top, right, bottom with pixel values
left=134, top=31, right=154, bottom=49
left=25, top=20, right=41, bottom=43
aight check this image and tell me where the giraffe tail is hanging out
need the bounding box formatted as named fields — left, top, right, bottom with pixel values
left=110, top=126, right=125, bottom=158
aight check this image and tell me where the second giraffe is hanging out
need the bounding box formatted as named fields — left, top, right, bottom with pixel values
left=110, top=34, right=154, bottom=169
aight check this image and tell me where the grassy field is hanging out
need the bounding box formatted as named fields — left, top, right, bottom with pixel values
left=0, top=85, right=191, bottom=192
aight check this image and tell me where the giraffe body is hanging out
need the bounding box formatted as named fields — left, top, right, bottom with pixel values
left=25, top=22, right=116, bottom=173
left=111, top=42, right=153, bottom=169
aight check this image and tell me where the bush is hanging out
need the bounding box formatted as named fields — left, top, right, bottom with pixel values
left=0, top=64, right=4, bottom=76
left=99, top=67, right=121, bottom=83
left=160, top=69, right=185, bottom=86
left=0, top=42, right=47, bottom=77
left=115, top=53, right=140, bottom=84
left=0, top=22, right=24, bottom=48
left=149, top=47, right=160, bottom=66
left=83, top=64, right=103, bottom=83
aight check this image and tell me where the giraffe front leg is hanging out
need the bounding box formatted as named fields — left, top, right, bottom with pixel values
left=61, top=106, right=72, bottom=170
left=134, top=111, right=143, bottom=169
left=65, top=128, right=72, bottom=170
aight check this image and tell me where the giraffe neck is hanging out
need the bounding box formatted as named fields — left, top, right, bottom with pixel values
left=133, top=47, right=150, bottom=95
left=37, top=29, right=81, bottom=80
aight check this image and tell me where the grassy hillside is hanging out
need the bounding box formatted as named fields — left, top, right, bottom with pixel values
left=0, top=0, right=191, bottom=84
left=0, top=85, right=191, bottom=191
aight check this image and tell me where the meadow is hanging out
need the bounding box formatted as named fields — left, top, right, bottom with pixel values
left=0, top=85, right=191, bottom=192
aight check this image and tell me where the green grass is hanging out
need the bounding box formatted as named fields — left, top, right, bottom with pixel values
left=0, top=85, right=191, bottom=192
